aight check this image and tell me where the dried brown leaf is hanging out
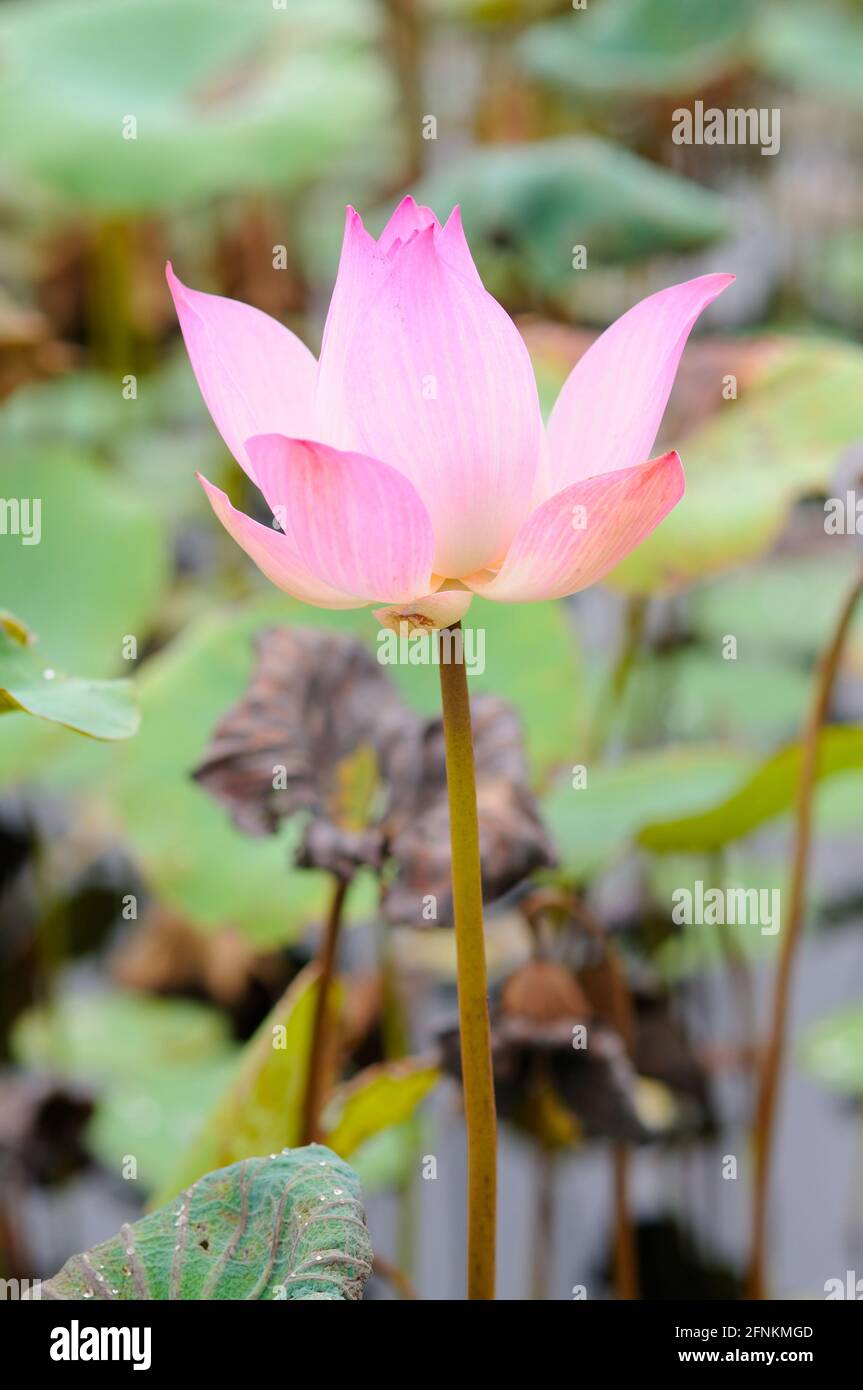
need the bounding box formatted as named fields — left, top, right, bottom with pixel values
left=193, top=627, right=421, bottom=876
left=195, top=632, right=554, bottom=913
left=383, top=696, right=556, bottom=924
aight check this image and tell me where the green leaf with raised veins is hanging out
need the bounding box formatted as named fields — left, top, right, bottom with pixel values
left=37, top=1147, right=372, bottom=1301
left=0, top=628, right=139, bottom=739
left=639, top=726, right=863, bottom=854
left=322, top=1060, right=440, bottom=1159
left=800, top=1006, right=863, bottom=1097
left=155, top=966, right=330, bottom=1206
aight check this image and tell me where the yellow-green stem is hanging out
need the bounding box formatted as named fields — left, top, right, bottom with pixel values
left=300, top=875, right=349, bottom=1146
left=438, top=622, right=497, bottom=1300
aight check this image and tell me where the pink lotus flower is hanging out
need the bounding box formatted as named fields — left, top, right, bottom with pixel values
left=168, top=197, right=732, bottom=630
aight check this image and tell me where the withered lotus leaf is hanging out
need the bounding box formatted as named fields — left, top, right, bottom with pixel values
left=194, top=629, right=555, bottom=916
left=382, top=695, right=556, bottom=925
left=440, top=959, right=649, bottom=1146
left=193, top=627, right=421, bottom=876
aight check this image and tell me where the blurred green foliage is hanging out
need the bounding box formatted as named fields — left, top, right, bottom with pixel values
left=639, top=728, right=863, bottom=854
left=12, top=989, right=239, bottom=1191
left=0, top=625, right=139, bottom=740
left=753, top=3, right=863, bottom=108
left=801, top=1005, right=863, bottom=1096
left=408, top=137, right=728, bottom=301
left=610, top=339, right=863, bottom=593
left=519, top=0, right=752, bottom=98
left=0, top=0, right=395, bottom=211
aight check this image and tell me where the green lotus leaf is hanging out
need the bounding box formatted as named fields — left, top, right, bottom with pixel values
left=38, top=1147, right=372, bottom=1301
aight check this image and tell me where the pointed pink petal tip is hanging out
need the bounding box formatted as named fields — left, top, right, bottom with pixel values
left=244, top=434, right=436, bottom=605
left=544, top=272, right=735, bottom=496
left=377, top=195, right=441, bottom=253
left=466, top=451, right=685, bottom=603
left=194, top=471, right=366, bottom=610
left=165, top=259, right=188, bottom=304
left=341, top=222, right=541, bottom=577
left=167, top=266, right=318, bottom=481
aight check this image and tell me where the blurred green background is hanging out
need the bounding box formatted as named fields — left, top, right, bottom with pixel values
left=2, top=0, right=863, bottom=1301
